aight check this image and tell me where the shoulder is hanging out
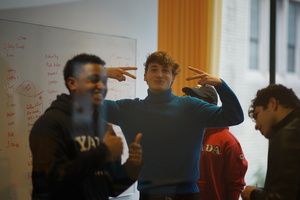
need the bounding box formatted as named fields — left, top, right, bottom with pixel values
left=289, top=116, right=300, bottom=129
left=104, top=98, right=145, bottom=112
left=32, top=106, right=70, bottom=132
left=176, top=95, right=207, bottom=104
left=279, top=111, right=300, bottom=135
left=279, top=118, right=300, bottom=143
left=105, top=97, right=141, bottom=102
left=225, top=129, right=241, bottom=142
left=215, top=128, right=243, bottom=148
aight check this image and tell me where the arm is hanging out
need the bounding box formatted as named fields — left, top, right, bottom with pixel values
left=214, top=80, right=244, bottom=126
left=124, top=133, right=143, bottom=179
left=106, top=67, right=137, bottom=81
left=108, top=133, right=143, bottom=197
left=186, top=67, right=244, bottom=126
left=241, top=186, right=261, bottom=200
left=102, top=99, right=122, bottom=125
left=186, top=66, right=222, bottom=86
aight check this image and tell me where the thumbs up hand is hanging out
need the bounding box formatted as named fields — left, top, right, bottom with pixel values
left=128, top=133, right=143, bottom=166
left=103, top=124, right=123, bottom=158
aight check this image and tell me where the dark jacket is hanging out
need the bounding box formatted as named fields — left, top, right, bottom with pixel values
left=30, top=94, right=141, bottom=200
left=251, top=108, right=300, bottom=200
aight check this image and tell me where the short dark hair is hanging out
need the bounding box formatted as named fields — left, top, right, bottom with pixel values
left=63, top=53, right=106, bottom=90
left=248, top=84, right=300, bottom=120
left=144, top=51, right=181, bottom=76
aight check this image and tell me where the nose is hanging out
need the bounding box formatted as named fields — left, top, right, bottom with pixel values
left=255, top=123, right=260, bottom=130
left=96, top=81, right=106, bottom=89
left=156, top=70, right=163, bottom=77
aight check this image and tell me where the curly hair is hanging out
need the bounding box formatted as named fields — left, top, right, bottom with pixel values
left=143, top=51, right=181, bottom=76
left=63, top=53, right=106, bottom=91
left=248, top=84, right=300, bottom=120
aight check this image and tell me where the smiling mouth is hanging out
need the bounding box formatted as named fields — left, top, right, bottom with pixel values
left=94, top=92, right=103, bottom=98
left=154, top=80, right=164, bottom=84
left=92, top=90, right=103, bottom=99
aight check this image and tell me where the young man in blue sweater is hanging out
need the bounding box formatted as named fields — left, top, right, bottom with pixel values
left=104, top=51, right=244, bottom=200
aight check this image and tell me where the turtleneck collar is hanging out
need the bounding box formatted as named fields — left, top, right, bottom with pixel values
left=145, top=88, right=174, bottom=103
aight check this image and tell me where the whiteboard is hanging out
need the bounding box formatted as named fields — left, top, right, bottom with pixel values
left=0, top=19, right=136, bottom=200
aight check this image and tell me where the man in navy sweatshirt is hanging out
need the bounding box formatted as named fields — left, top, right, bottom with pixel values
left=30, top=53, right=143, bottom=200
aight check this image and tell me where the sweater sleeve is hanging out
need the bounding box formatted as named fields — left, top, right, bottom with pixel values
left=207, top=79, right=244, bottom=127
left=103, top=99, right=121, bottom=125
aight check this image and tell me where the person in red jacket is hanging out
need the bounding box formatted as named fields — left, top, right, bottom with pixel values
left=182, top=84, right=248, bottom=200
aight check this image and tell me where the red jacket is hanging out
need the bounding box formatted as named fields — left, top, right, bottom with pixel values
left=197, top=127, right=248, bottom=200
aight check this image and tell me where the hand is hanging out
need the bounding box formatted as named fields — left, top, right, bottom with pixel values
left=103, top=124, right=123, bottom=158
left=128, top=133, right=142, bottom=166
left=106, top=67, right=137, bottom=82
left=241, top=186, right=259, bottom=200
left=186, top=66, right=222, bottom=86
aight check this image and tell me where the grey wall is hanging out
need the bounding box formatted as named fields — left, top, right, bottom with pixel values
left=0, top=1, right=158, bottom=199
left=0, top=0, right=158, bottom=98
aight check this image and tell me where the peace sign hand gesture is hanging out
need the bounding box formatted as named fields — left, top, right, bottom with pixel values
left=186, top=66, right=222, bottom=86
left=107, top=67, right=137, bottom=82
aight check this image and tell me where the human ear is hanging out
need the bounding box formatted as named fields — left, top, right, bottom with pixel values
left=269, top=97, right=279, bottom=111
left=172, top=75, right=176, bottom=83
left=67, top=77, right=76, bottom=91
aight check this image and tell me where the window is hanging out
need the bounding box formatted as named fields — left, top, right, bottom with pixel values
left=249, top=0, right=260, bottom=69
left=220, top=0, right=300, bottom=188
left=287, top=1, right=298, bottom=73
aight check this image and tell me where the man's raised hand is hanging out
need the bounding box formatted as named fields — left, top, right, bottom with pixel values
left=128, top=133, right=143, bottom=166
left=103, top=124, right=123, bottom=158
left=106, top=67, right=137, bottom=82
left=186, top=66, right=222, bottom=86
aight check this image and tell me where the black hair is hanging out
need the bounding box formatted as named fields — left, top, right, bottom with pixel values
left=63, top=53, right=106, bottom=90
left=248, top=84, right=300, bottom=120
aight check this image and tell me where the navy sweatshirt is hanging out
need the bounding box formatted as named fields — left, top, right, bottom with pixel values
left=30, top=94, right=140, bottom=200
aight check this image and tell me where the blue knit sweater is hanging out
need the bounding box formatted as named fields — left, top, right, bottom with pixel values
left=103, top=80, right=244, bottom=194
